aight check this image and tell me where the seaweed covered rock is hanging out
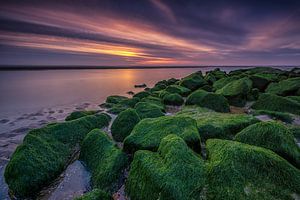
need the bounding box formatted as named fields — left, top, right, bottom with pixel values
left=126, top=135, right=205, bottom=200
left=176, top=106, right=258, bottom=140
left=287, top=95, right=300, bottom=104
left=216, top=77, right=252, bottom=107
left=123, top=115, right=201, bottom=153
left=179, top=72, right=207, bottom=91
left=133, top=91, right=151, bottom=99
left=251, top=93, right=300, bottom=115
left=106, top=97, right=140, bottom=114
left=186, top=89, right=230, bottom=113
left=75, top=189, right=112, bottom=200
left=4, top=114, right=111, bottom=198
left=266, top=77, right=300, bottom=96
left=80, top=129, right=128, bottom=194
left=65, top=110, right=98, bottom=121
left=141, top=96, right=164, bottom=109
left=111, top=108, right=140, bottom=142
left=205, top=139, right=300, bottom=199
left=106, top=95, right=128, bottom=104
left=235, top=122, right=300, bottom=167
left=249, top=73, right=279, bottom=91
left=134, top=102, right=164, bottom=119
left=205, top=68, right=227, bottom=84
left=251, top=110, right=293, bottom=123
left=162, top=93, right=184, bottom=106
left=212, top=76, right=240, bottom=90
left=165, top=85, right=191, bottom=97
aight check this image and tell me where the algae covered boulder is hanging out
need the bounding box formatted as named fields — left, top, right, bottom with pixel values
left=123, top=115, right=201, bottom=153
left=165, top=85, right=191, bottom=96
left=179, top=72, right=207, bottom=91
left=251, top=110, right=293, bottom=123
left=216, top=77, right=252, bottom=107
left=105, top=97, right=140, bottom=114
left=126, top=135, right=206, bottom=200
left=205, top=139, right=300, bottom=199
left=65, top=110, right=98, bottom=121
left=251, top=93, right=300, bottom=115
left=266, top=77, right=300, bottom=96
left=212, top=76, right=240, bottom=90
left=249, top=73, right=279, bottom=91
left=162, top=93, right=184, bottom=106
left=5, top=114, right=111, bottom=198
left=111, top=108, right=140, bottom=142
left=235, top=121, right=300, bottom=167
left=106, top=95, right=128, bottom=104
left=177, top=106, right=258, bottom=140
left=134, top=102, right=164, bottom=119
left=141, top=96, right=164, bottom=109
left=133, top=91, right=151, bottom=99
left=80, top=129, right=128, bottom=194
left=75, top=189, right=112, bottom=200
left=186, top=89, right=230, bottom=113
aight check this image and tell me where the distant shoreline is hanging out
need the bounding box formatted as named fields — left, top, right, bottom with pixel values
left=0, top=65, right=298, bottom=71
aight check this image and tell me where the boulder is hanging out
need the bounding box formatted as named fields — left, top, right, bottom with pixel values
left=163, top=93, right=184, bottom=106
left=165, top=85, right=191, bottom=97
left=65, top=110, right=98, bottom=121
left=179, top=72, right=207, bottom=91
left=134, top=102, right=164, bottom=119
left=133, top=91, right=151, bottom=99
left=266, top=77, right=300, bottom=96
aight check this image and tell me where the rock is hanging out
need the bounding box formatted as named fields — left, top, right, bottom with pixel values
left=75, top=189, right=112, bottom=200
left=205, top=139, right=300, bottom=199
left=125, top=135, right=205, bottom=200
left=163, top=93, right=184, bottom=106
left=65, top=110, right=98, bottom=121
left=106, top=97, right=140, bottom=115
left=133, top=91, right=151, bottom=99
left=127, top=91, right=135, bottom=95
left=251, top=93, right=300, bottom=115
left=111, top=109, right=140, bottom=142
left=140, top=96, right=165, bottom=110
left=149, top=83, right=167, bottom=93
left=176, top=106, right=258, bottom=140
left=186, top=89, right=230, bottom=113
left=165, top=85, right=191, bottom=97
left=80, top=129, right=128, bottom=194
left=106, top=96, right=129, bottom=104
left=123, top=115, right=201, bottom=153
left=249, top=73, right=279, bottom=91
left=4, top=114, right=111, bottom=198
left=179, top=72, right=207, bottom=91
left=212, top=76, right=241, bottom=90
left=287, top=95, right=300, bottom=104
left=266, top=77, right=300, bottom=96
left=134, top=83, right=147, bottom=88
left=235, top=121, right=300, bottom=167
left=216, top=77, right=253, bottom=107
left=134, top=102, right=164, bottom=119
left=251, top=110, right=293, bottom=123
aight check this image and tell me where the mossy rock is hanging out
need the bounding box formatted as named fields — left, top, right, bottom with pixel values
left=126, top=135, right=205, bottom=200
left=149, top=83, right=166, bottom=93
left=80, top=129, right=128, bottom=194
left=107, top=104, right=127, bottom=114
left=106, top=95, right=128, bottom=104
left=123, top=115, right=201, bottom=153
left=200, top=84, right=213, bottom=92
left=4, top=114, right=110, bottom=198
left=75, top=189, right=112, bottom=200
left=179, top=72, right=207, bottom=91
left=266, top=77, right=300, bottom=96
left=111, top=108, right=140, bottom=142
left=65, top=110, right=98, bottom=121
left=133, top=91, right=151, bottom=99
left=118, top=97, right=140, bottom=108
left=251, top=93, right=300, bottom=115
left=288, top=125, right=300, bottom=139
left=205, top=68, right=227, bottom=84
left=158, top=90, right=171, bottom=99
left=141, top=96, right=165, bottom=109
left=134, top=102, right=164, bottom=119
left=212, top=76, right=240, bottom=90
left=162, top=93, right=184, bottom=106
left=205, top=139, right=300, bottom=199
left=249, top=73, right=279, bottom=91
left=235, top=121, right=300, bottom=168
left=165, top=85, right=191, bottom=97
left=216, top=77, right=252, bottom=107
left=252, top=110, right=293, bottom=123
left=287, top=96, right=300, bottom=104
left=186, top=89, right=230, bottom=113
left=176, top=106, right=259, bottom=140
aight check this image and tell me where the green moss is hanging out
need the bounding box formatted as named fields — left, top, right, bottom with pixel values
left=206, top=139, right=300, bottom=200
left=107, top=104, right=127, bottom=114
left=65, top=110, right=98, bottom=121
left=249, top=73, right=279, bottom=91
left=288, top=125, right=300, bottom=139
left=158, top=90, right=171, bottom=99
left=134, top=102, right=164, bottom=119
left=266, top=77, right=300, bottom=96
left=80, top=129, right=128, bottom=194
left=162, top=93, right=184, bottom=106
left=4, top=114, right=110, bottom=198
left=125, top=135, right=205, bottom=200
left=75, top=189, right=112, bottom=200
left=106, top=95, right=128, bottom=104
left=111, top=108, right=140, bottom=142
left=287, top=95, right=300, bottom=104
left=251, top=93, right=300, bottom=115
left=216, top=77, right=252, bottom=107
left=133, top=91, right=151, bottom=99
left=106, top=97, right=140, bottom=114
left=200, top=84, right=213, bottom=92
left=165, top=85, right=191, bottom=97
left=176, top=106, right=259, bottom=140
left=186, top=89, right=230, bottom=113
left=149, top=83, right=166, bottom=92
left=252, top=110, right=293, bottom=123
left=212, top=76, right=240, bottom=90
left=141, top=96, right=165, bottom=109
left=179, top=72, right=207, bottom=91
left=205, top=68, right=227, bottom=84
left=235, top=121, right=300, bottom=167
left=123, top=115, right=201, bottom=153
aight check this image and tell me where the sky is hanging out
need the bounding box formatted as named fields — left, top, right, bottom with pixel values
left=0, top=0, right=300, bottom=66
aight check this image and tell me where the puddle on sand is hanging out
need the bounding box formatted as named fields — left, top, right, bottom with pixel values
left=39, top=160, right=91, bottom=200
